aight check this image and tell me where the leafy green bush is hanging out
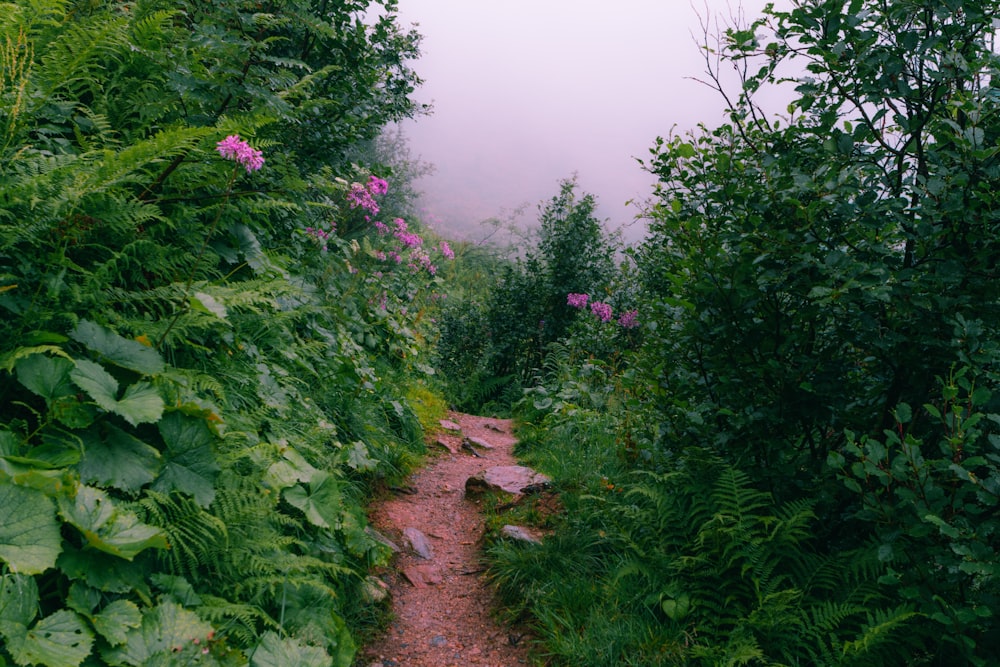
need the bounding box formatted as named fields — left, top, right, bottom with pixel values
left=0, top=1, right=441, bottom=665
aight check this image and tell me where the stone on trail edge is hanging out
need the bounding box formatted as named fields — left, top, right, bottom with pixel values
left=402, top=527, right=434, bottom=560
left=465, top=465, right=552, bottom=497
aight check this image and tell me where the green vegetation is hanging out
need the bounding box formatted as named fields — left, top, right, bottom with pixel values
left=0, top=1, right=442, bottom=664
left=464, top=1, right=1000, bottom=665
left=3, top=0, right=999, bottom=665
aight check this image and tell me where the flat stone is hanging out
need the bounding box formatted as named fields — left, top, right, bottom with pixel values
left=465, top=436, right=494, bottom=450
left=435, top=436, right=459, bottom=454
left=439, top=419, right=462, bottom=431
left=500, top=524, right=542, bottom=545
left=465, top=465, right=552, bottom=496
left=402, top=527, right=434, bottom=559
left=400, top=564, right=441, bottom=588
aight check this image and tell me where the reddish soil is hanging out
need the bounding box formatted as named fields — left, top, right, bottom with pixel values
left=357, top=412, right=536, bottom=667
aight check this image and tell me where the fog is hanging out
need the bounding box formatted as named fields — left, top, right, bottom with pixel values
left=393, top=0, right=791, bottom=245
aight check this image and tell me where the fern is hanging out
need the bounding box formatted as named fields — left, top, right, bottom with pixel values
left=133, top=490, right=229, bottom=580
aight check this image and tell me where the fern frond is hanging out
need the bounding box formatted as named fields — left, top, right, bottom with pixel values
left=133, top=490, right=229, bottom=580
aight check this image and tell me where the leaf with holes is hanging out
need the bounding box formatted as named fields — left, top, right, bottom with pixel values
left=8, top=609, right=94, bottom=667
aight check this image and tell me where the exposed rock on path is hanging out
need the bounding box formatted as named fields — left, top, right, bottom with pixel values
left=359, top=412, right=537, bottom=667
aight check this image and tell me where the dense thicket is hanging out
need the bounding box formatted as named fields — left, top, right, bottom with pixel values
left=0, top=1, right=443, bottom=665
left=487, top=1, right=1000, bottom=664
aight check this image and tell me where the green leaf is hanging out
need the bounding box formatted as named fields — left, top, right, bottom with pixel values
left=10, top=609, right=94, bottom=667
left=70, top=320, right=165, bottom=375
left=0, top=482, right=62, bottom=574
left=79, top=425, right=162, bottom=492
left=152, top=412, right=220, bottom=507
left=114, top=382, right=164, bottom=426
left=250, top=631, right=331, bottom=667
left=70, top=359, right=120, bottom=413
left=103, top=601, right=216, bottom=666
left=56, top=545, right=151, bottom=595
left=345, top=441, right=377, bottom=472
left=15, top=354, right=75, bottom=401
left=190, top=291, right=228, bottom=320
left=284, top=471, right=341, bottom=528
left=0, top=345, right=72, bottom=373
left=0, top=573, right=38, bottom=643
left=58, top=486, right=168, bottom=560
left=92, top=599, right=142, bottom=646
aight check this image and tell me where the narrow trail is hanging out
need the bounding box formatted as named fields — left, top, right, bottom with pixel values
left=358, top=412, right=537, bottom=667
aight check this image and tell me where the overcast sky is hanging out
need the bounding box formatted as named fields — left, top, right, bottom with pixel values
left=393, top=1, right=789, bottom=244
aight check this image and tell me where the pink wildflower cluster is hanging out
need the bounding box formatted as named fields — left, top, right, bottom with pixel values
left=216, top=134, right=264, bottom=173
left=618, top=309, right=639, bottom=329
left=439, top=241, right=455, bottom=259
left=590, top=301, right=613, bottom=322
left=347, top=182, right=379, bottom=216
left=393, top=218, right=423, bottom=248
left=567, top=293, right=639, bottom=328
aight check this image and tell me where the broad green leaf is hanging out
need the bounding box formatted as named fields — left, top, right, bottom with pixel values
left=103, top=601, right=216, bottom=666
left=0, top=573, right=38, bottom=642
left=283, top=471, right=341, bottom=528
left=56, top=545, right=151, bottom=595
left=70, top=320, right=165, bottom=375
left=66, top=581, right=101, bottom=615
left=70, top=359, right=120, bottom=413
left=9, top=609, right=94, bottom=667
left=0, top=482, right=62, bottom=574
left=114, top=382, right=164, bottom=426
left=58, top=486, right=168, bottom=560
left=15, top=354, right=75, bottom=401
left=345, top=440, right=377, bottom=472
left=79, top=425, right=162, bottom=492
left=250, top=631, right=331, bottom=667
left=191, top=291, right=228, bottom=320
left=152, top=412, right=220, bottom=507
left=92, top=599, right=142, bottom=646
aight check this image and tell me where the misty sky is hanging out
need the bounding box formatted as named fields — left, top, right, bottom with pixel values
left=393, top=1, right=790, bottom=244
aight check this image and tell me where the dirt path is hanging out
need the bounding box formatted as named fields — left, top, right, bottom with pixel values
left=357, top=412, right=536, bottom=667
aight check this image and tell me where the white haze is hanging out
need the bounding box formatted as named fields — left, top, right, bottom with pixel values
left=393, top=0, right=793, bottom=245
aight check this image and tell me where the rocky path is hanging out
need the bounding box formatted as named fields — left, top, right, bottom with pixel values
left=358, top=412, right=544, bottom=667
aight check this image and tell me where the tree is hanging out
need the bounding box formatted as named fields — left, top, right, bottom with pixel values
left=636, top=0, right=1000, bottom=661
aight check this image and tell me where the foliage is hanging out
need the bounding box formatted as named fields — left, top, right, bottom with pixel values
left=435, top=177, right=628, bottom=413
left=0, top=0, right=440, bottom=664
left=487, top=0, right=1000, bottom=665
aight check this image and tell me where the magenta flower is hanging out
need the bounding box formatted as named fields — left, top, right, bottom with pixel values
left=216, top=135, right=264, bottom=172
left=368, top=175, right=389, bottom=195
left=567, top=293, right=590, bottom=309
left=373, top=221, right=389, bottom=235
left=347, top=182, right=379, bottom=215
left=396, top=231, right=422, bottom=248
left=618, top=309, right=639, bottom=329
left=439, top=241, right=455, bottom=259
left=590, top=301, right=613, bottom=322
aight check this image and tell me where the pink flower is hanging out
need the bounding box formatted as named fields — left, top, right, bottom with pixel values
left=567, top=293, right=589, bottom=309
left=396, top=231, right=422, bottom=248
left=439, top=241, right=455, bottom=259
left=618, top=309, right=639, bottom=329
left=373, top=221, right=389, bottom=235
left=590, top=301, right=612, bottom=322
left=216, top=135, right=265, bottom=172
left=368, top=175, right=389, bottom=195
left=347, top=182, right=379, bottom=215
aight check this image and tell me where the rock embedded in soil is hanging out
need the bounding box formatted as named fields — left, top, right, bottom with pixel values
left=402, top=527, right=435, bottom=559
left=439, top=419, right=462, bottom=431
left=465, top=465, right=552, bottom=497
left=464, top=436, right=494, bottom=450
left=500, top=524, right=542, bottom=545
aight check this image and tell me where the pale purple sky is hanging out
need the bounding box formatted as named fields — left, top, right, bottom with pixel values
left=393, top=1, right=790, bottom=244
